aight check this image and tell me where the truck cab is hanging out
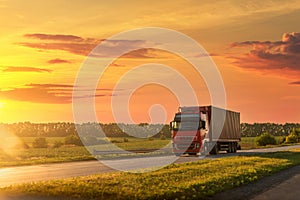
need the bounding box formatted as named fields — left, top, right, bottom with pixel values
left=170, top=107, right=208, bottom=156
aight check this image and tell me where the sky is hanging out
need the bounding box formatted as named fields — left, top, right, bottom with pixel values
left=0, top=0, right=299, bottom=123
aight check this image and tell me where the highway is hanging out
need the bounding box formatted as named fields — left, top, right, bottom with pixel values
left=1, top=144, right=300, bottom=188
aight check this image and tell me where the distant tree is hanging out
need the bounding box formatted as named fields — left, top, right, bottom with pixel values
left=32, top=137, right=48, bottom=148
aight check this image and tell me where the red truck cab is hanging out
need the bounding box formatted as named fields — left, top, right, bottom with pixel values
left=170, top=106, right=208, bottom=156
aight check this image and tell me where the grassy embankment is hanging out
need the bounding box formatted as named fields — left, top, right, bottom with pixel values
left=2, top=149, right=300, bottom=199
left=0, top=137, right=170, bottom=168
left=0, top=136, right=297, bottom=168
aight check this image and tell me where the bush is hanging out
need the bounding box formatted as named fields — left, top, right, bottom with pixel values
left=110, top=139, right=123, bottom=143
left=22, top=142, right=30, bottom=149
left=65, top=135, right=83, bottom=146
left=123, top=138, right=129, bottom=142
left=32, top=137, right=48, bottom=148
left=277, top=136, right=286, bottom=144
left=160, top=134, right=166, bottom=140
left=15, top=142, right=30, bottom=149
left=285, top=128, right=300, bottom=144
left=147, top=135, right=154, bottom=141
left=53, top=140, right=63, bottom=148
left=285, top=134, right=298, bottom=143
left=255, top=133, right=277, bottom=146
left=84, top=136, right=99, bottom=146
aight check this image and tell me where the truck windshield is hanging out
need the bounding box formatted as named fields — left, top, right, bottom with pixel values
left=172, top=114, right=203, bottom=131
left=172, top=121, right=199, bottom=131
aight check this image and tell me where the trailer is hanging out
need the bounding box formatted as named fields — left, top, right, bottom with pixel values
left=170, top=105, right=241, bottom=156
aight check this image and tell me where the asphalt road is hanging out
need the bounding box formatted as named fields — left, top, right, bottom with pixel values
left=251, top=165, right=300, bottom=200
left=1, top=144, right=300, bottom=188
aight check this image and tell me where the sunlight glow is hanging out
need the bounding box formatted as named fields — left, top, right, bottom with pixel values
left=0, top=127, right=21, bottom=156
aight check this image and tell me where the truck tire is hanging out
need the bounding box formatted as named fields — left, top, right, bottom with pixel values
left=227, top=143, right=232, bottom=153
left=210, top=144, right=218, bottom=155
left=233, top=143, right=237, bottom=153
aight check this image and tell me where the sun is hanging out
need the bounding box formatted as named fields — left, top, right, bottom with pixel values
left=0, top=102, right=4, bottom=109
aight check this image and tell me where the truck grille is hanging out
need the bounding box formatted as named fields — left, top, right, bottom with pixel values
left=174, top=136, right=196, bottom=142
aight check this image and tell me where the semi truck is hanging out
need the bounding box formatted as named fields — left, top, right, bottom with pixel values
left=170, top=105, right=240, bottom=156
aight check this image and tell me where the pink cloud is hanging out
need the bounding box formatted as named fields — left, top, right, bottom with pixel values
left=47, top=58, right=71, bottom=64
left=230, top=32, right=300, bottom=72
left=1, top=66, right=52, bottom=73
left=0, top=83, right=118, bottom=104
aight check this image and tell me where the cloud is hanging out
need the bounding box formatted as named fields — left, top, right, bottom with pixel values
left=19, top=33, right=103, bottom=56
left=289, top=81, right=300, bottom=85
left=19, top=33, right=162, bottom=58
left=122, top=48, right=160, bottom=58
left=0, top=84, right=117, bottom=104
left=1, top=66, right=52, bottom=73
left=24, top=33, right=84, bottom=42
left=110, top=63, right=126, bottom=67
left=26, top=83, right=74, bottom=88
left=0, top=84, right=71, bottom=104
left=230, top=32, right=300, bottom=72
left=19, top=42, right=98, bottom=56
left=47, top=58, right=71, bottom=64
left=194, top=53, right=218, bottom=57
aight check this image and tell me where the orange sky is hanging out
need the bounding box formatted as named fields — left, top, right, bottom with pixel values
left=0, top=0, right=300, bottom=123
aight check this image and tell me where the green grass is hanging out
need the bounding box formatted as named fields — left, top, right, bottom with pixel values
left=0, top=137, right=171, bottom=168
left=239, top=136, right=289, bottom=149
left=0, top=147, right=94, bottom=167
left=20, top=137, right=65, bottom=144
left=101, top=138, right=170, bottom=150
left=0, top=136, right=297, bottom=168
left=2, top=149, right=300, bottom=199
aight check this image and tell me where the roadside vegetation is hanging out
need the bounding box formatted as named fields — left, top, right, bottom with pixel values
left=254, top=128, right=300, bottom=147
left=1, top=123, right=300, bottom=168
left=2, top=149, right=300, bottom=199
left=0, top=136, right=170, bottom=168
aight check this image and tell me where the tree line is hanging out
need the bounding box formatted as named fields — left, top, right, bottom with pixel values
left=241, top=123, right=300, bottom=137
left=0, top=122, right=299, bottom=138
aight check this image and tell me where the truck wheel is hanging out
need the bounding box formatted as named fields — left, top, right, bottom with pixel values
left=210, top=145, right=218, bottom=155
left=227, top=143, right=232, bottom=153
left=232, top=143, right=237, bottom=153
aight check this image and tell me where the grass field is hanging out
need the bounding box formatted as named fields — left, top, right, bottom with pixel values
left=2, top=149, right=300, bottom=199
left=240, top=136, right=288, bottom=149
left=0, top=136, right=295, bottom=168
left=0, top=137, right=171, bottom=168
left=0, top=146, right=94, bottom=168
